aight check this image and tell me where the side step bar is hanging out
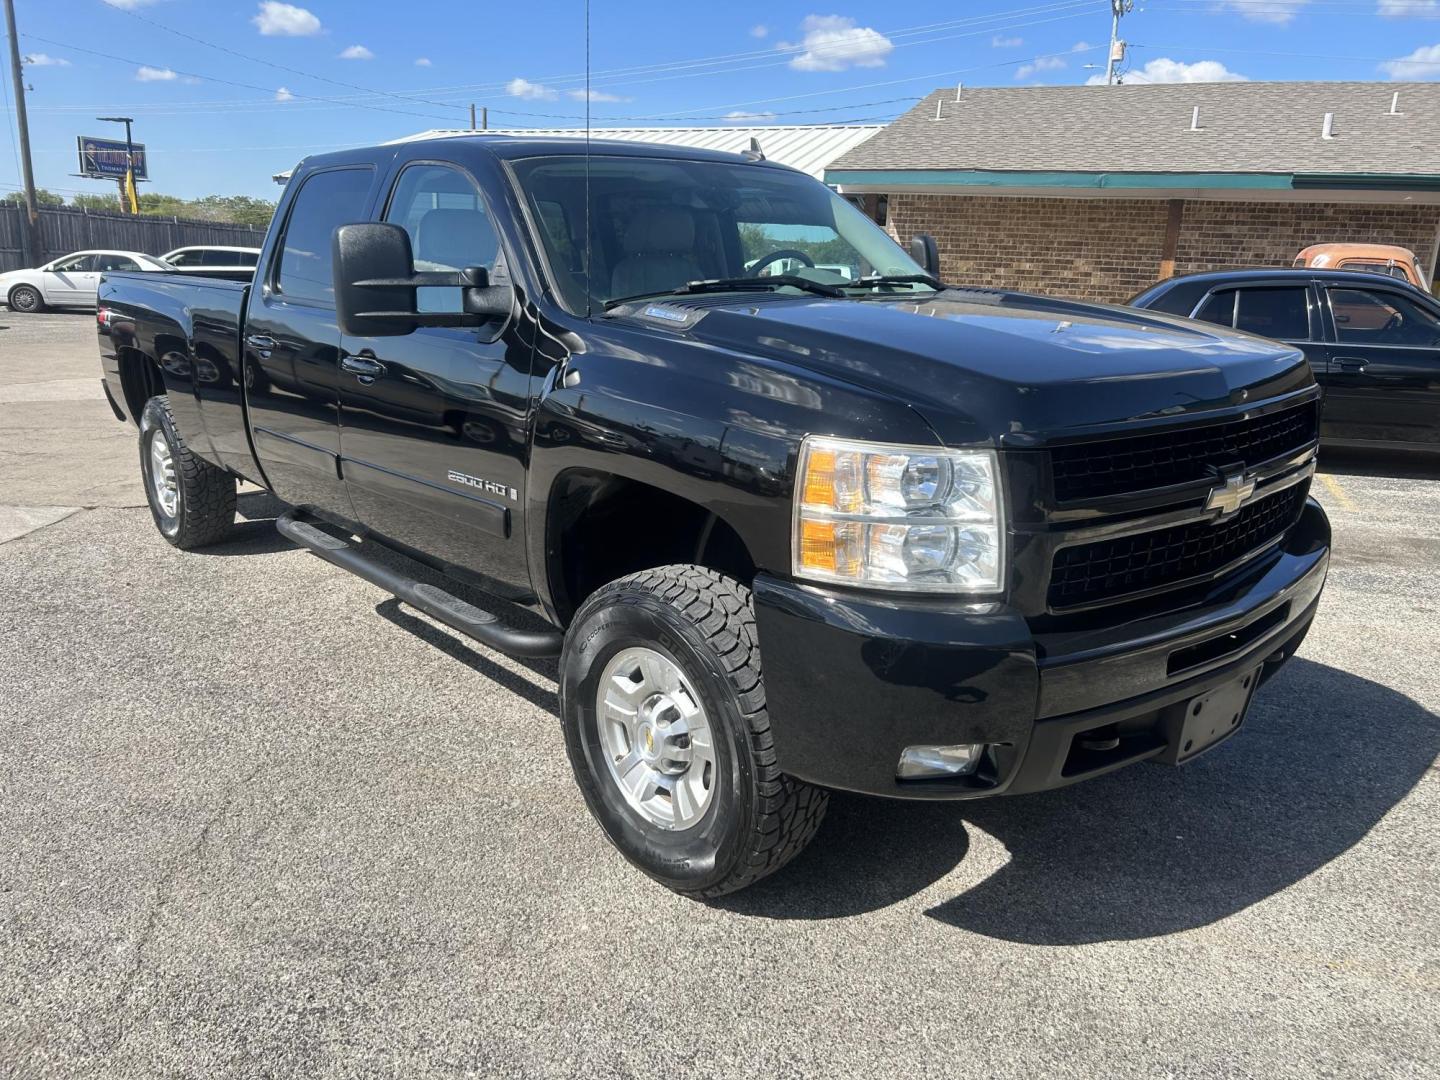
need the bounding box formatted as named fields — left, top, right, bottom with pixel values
left=277, top=509, right=562, bottom=659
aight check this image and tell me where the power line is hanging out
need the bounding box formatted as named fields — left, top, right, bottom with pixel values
left=19, top=32, right=463, bottom=123
left=98, top=1, right=469, bottom=114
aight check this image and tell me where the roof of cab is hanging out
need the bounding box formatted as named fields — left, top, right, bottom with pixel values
left=287, top=133, right=798, bottom=182
left=1145, top=266, right=1434, bottom=293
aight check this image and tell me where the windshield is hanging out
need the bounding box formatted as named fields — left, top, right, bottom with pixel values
left=510, top=154, right=933, bottom=314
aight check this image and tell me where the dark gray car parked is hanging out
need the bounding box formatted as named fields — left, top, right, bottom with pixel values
left=1132, top=268, right=1440, bottom=453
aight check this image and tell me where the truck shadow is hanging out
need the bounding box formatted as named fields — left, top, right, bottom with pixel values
left=721, top=658, right=1438, bottom=941
left=1319, top=447, right=1440, bottom=481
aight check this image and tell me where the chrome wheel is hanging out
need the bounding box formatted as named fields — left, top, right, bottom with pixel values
left=148, top=428, right=179, bottom=519
left=597, top=646, right=716, bottom=831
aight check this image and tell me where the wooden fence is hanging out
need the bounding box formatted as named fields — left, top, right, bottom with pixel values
left=0, top=205, right=267, bottom=272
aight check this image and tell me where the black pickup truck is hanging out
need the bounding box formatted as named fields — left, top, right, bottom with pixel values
left=98, top=136, right=1330, bottom=896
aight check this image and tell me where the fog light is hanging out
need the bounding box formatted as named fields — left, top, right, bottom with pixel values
left=897, top=743, right=984, bottom=779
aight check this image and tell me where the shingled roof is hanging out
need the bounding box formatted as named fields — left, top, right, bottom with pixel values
left=828, top=82, right=1440, bottom=179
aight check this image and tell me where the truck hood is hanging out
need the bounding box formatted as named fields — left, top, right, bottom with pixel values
left=621, top=290, right=1312, bottom=446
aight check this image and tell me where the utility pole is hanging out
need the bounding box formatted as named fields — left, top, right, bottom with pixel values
left=3, top=0, right=41, bottom=265
left=98, top=115, right=137, bottom=214
left=1103, top=0, right=1133, bottom=86
left=469, top=102, right=476, bottom=130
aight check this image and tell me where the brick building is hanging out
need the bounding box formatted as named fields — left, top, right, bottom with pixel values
left=825, top=82, right=1440, bottom=304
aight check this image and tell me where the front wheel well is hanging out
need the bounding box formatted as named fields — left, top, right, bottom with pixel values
left=547, top=470, right=757, bottom=625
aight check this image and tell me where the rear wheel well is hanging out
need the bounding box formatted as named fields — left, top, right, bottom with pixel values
left=547, top=470, right=756, bottom=625
left=117, top=346, right=165, bottom=423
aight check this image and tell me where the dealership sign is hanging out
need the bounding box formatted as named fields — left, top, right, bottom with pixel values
left=76, top=136, right=149, bottom=181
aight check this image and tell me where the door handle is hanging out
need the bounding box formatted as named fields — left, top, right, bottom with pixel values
left=1333, top=356, right=1368, bottom=373
left=245, top=334, right=278, bottom=353
left=340, top=353, right=387, bottom=379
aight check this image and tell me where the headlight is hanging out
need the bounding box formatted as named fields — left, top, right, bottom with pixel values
left=792, top=436, right=1005, bottom=593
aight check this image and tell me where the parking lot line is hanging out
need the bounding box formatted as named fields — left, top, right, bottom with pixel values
left=1317, top=472, right=1358, bottom=512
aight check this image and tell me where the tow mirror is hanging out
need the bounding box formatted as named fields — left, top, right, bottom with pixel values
left=332, top=222, right=514, bottom=338
left=909, top=233, right=940, bottom=277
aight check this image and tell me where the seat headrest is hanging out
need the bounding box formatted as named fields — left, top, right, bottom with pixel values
left=621, top=208, right=695, bottom=257
left=416, top=208, right=497, bottom=270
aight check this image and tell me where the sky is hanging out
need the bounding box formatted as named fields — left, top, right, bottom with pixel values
left=4, top=0, right=1440, bottom=202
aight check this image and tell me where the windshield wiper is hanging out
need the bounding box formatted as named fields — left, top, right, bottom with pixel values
left=604, top=274, right=843, bottom=311
left=846, top=273, right=945, bottom=291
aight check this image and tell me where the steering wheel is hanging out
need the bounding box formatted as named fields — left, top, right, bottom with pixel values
left=1382, top=312, right=1404, bottom=334
left=749, top=248, right=815, bottom=277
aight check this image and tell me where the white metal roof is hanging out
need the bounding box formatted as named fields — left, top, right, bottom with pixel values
left=389, top=125, right=886, bottom=180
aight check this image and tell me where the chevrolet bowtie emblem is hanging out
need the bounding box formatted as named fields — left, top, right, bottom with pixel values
left=1205, top=472, right=1258, bottom=517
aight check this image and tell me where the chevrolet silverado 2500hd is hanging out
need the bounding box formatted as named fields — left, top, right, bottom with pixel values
left=97, top=136, right=1330, bottom=896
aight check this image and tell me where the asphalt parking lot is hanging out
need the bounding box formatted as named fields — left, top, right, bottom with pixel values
left=1, top=309, right=1437, bottom=1078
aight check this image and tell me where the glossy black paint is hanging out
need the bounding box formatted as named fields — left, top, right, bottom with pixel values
left=1132, top=267, right=1440, bottom=453
left=98, top=135, right=1333, bottom=803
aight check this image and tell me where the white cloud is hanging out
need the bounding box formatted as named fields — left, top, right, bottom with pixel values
left=992, top=35, right=1023, bottom=47
left=135, top=65, right=178, bottom=81
left=275, top=86, right=295, bottom=102
left=507, top=77, right=557, bottom=100
left=1016, top=55, right=1066, bottom=80
left=1217, top=0, right=1309, bottom=22
left=22, top=53, right=71, bottom=67
left=1086, top=57, right=1249, bottom=84
left=782, top=15, right=894, bottom=72
left=252, top=2, right=322, bottom=36
left=1072, top=40, right=1095, bottom=52
left=724, top=110, right=778, bottom=123
left=1381, top=41, right=1440, bottom=76
left=751, top=24, right=769, bottom=38
left=1378, top=0, right=1439, bottom=15
left=567, top=88, right=632, bottom=102
left=414, top=57, right=433, bottom=67
left=338, top=45, right=374, bottom=60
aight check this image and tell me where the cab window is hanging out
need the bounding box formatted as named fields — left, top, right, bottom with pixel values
left=275, top=167, right=374, bottom=306
left=1329, top=288, right=1440, bottom=347
left=167, top=250, right=202, bottom=267
left=384, top=162, right=503, bottom=313
left=50, top=254, right=94, bottom=273
left=1235, top=287, right=1310, bottom=339
left=93, top=254, right=139, bottom=272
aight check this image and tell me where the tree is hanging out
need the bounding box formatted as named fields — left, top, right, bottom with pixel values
left=0, top=188, right=65, bottom=208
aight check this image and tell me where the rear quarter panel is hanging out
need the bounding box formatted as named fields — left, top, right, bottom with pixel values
left=100, top=272, right=260, bottom=480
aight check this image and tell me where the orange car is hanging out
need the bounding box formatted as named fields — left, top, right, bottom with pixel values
left=1294, top=243, right=1430, bottom=291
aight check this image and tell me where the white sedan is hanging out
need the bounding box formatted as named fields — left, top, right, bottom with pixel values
left=0, top=250, right=171, bottom=313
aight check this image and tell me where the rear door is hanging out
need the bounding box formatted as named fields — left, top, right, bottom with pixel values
left=337, top=158, right=535, bottom=591
left=1191, top=282, right=1326, bottom=380
left=1319, top=283, right=1440, bottom=449
left=244, top=165, right=377, bottom=521
left=91, top=254, right=140, bottom=303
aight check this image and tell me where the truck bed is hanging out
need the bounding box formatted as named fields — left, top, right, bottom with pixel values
left=99, top=270, right=258, bottom=481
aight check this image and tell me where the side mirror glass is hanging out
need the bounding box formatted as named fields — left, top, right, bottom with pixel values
left=909, top=233, right=940, bottom=277
left=332, top=222, right=514, bottom=338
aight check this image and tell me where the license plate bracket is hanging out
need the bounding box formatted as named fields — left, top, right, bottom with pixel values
left=1160, top=666, right=1262, bottom=766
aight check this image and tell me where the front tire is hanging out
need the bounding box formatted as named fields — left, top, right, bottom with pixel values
left=7, top=284, right=43, bottom=313
left=560, top=565, right=828, bottom=897
left=139, top=395, right=237, bottom=549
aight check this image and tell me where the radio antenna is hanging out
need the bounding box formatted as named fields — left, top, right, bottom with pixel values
left=584, top=0, right=592, bottom=318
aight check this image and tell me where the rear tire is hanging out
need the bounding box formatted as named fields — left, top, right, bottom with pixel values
left=560, top=565, right=828, bottom=898
left=7, top=284, right=43, bottom=313
left=139, top=395, right=236, bottom=549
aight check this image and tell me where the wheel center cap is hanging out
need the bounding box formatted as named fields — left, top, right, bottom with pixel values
left=636, top=719, right=661, bottom=764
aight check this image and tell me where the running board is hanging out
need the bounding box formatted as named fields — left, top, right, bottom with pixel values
left=277, top=509, right=562, bottom=659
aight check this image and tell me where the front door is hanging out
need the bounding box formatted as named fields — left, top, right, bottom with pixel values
left=1319, top=284, right=1440, bottom=450
left=337, top=161, right=535, bottom=592
left=42, top=254, right=96, bottom=305
left=244, top=165, right=376, bottom=521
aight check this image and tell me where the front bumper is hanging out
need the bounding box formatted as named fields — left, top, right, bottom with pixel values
left=753, top=497, right=1330, bottom=800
